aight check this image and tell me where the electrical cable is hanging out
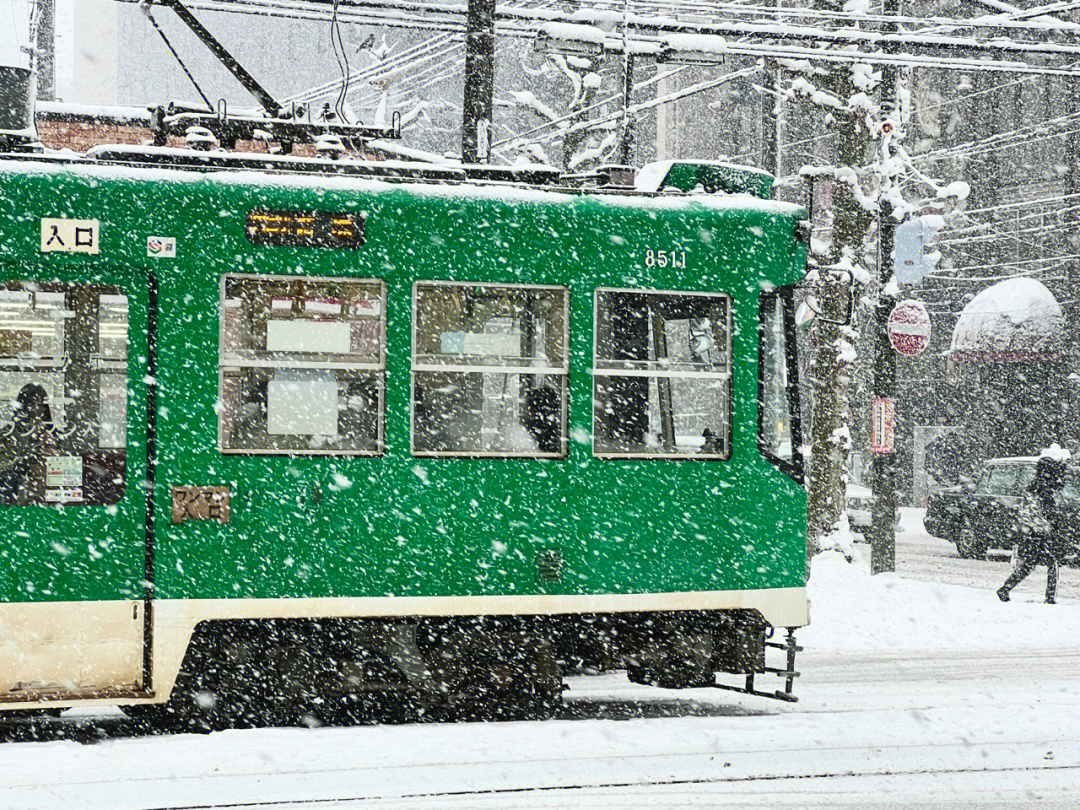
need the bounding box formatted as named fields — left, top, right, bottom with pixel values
left=331, top=0, right=353, bottom=122
left=926, top=253, right=1080, bottom=276
left=940, top=201, right=1080, bottom=235
left=285, top=33, right=459, bottom=104
left=496, top=64, right=761, bottom=155
left=961, top=189, right=1080, bottom=217
left=937, top=219, right=1080, bottom=245
left=490, top=64, right=694, bottom=150
left=913, top=107, right=1080, bottom=163
left=156, top=0, right=1080, bottom=34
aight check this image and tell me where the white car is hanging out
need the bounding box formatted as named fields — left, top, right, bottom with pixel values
left=846, top=483, right=899, bottom=538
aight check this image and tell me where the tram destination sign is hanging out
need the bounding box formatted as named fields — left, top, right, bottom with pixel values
left=246, top=209, right=366, bottom=249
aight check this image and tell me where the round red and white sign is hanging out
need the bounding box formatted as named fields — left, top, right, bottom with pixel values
left=887, top=300, right=931, bottom=356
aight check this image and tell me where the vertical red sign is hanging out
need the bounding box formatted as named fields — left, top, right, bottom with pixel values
left=871, top=398, right=896, bottom=455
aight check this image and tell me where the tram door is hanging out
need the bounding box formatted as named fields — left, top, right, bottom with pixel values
left=0, top=272, right=152, bottom=702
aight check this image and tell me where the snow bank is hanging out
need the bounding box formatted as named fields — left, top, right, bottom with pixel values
left=950, top=277, right=1066, bottom=360
left=803, top=551, right=1080, bottom=653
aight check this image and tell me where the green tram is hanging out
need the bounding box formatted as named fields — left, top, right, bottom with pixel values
left=0, top=149, right=807, bottom=726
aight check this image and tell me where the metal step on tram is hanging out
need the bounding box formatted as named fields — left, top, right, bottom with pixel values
left=710, top=628, right=801, bottom=703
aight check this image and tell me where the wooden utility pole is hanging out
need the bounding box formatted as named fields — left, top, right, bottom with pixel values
left=35, top=0, right=55, bottom=101
left=761, top=58, right=780, bottom=179
left=462, top=0, right=495, bottom=163
left=618, top=53, right=635, bottom=165
left=869, top=0, right=900, bottom=575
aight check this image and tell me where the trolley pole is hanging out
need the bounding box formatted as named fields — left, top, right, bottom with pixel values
left=461, top=0, right=495, bottom=163
left=869, top=0, right=900, bottom=575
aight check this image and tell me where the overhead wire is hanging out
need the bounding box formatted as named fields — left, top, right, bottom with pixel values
left=937, top=219, right=1080, bottom=245
left=940, top=201, right=1080, bottom=235
left=491, top=65, right=695, bottom=150
left=496, top=63, right=762, bottom=155
left=927, top=253, right=1080, bottom=277
left=912, top=106, right=1080, bottom=163
left=961, top=189, right=1080, bottom=217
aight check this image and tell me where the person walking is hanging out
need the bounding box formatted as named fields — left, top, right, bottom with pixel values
left=997, top=454, right=1067, bottom=604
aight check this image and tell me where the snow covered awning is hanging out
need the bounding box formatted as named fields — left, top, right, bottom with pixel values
left=949, top=277, right=1066, bottom=362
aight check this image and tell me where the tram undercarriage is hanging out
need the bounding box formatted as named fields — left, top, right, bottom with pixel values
left=112, top=610, right=800, bottom=730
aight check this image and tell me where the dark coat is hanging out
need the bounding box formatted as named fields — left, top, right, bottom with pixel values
left=1016, top=490, right=1064, bottom=565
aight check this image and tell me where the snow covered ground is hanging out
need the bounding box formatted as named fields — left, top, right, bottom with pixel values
left=3, top=517, right=1079, bottom=809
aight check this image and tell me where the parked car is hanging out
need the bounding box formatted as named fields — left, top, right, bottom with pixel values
left=925, top=456, right=1080, bottom=560
left=923, top=483, right=966, bottom=545
left=846, top=483, right=899, bottom=540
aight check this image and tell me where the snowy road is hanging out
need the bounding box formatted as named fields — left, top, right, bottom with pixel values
left=3, top=525, right=1080, bottom=810
left=862, top=508, right=1080, bottom=603
left=3, top=647, right=1078, bottom=810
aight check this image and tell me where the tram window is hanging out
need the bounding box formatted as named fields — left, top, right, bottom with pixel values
left=411, top=281, right=568, bottom=457
left=759, top=288, right=803, bottom=481
left=218, top=275, right=385, bottom=455
left=0, top=283, right=128, bottom=505
left=593, top=288, right=731, bottom=460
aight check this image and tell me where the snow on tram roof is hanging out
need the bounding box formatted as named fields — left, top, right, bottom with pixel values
left=0, top=151, right=805, bottom=217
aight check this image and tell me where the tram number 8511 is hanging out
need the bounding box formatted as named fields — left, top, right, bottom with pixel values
left=644, top=249, right=688, bottom=269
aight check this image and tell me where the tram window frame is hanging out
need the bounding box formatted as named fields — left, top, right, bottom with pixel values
left=592, top=287, right=732, bottom=461
left=217, top=273, right=387, bottom=457
left=0, top=281, right=130, bottom=506
left=410, top=280, right=570, bottom=459
left=758, top=286, right=804, bottom=483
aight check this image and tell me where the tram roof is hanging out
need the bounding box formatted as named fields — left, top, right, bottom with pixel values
left=0, top=149, right=807, bottom=220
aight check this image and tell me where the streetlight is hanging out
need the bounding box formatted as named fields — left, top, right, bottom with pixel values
left=533, top=24, right=606, bottom=59
left=656, top=35, right=727, bottom=67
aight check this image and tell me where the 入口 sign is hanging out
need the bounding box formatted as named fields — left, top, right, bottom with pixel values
left=40, top=218, right=99, bottom=254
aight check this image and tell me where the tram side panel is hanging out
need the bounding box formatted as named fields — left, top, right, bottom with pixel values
left=153, top=182, right=807, bottom=609
left=0, top=165, right=807, bottom=709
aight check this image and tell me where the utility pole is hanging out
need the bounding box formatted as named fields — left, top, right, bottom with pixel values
left=761, top=58, right=780, bottom=179
left=461, top=0, right=495, bottom=163
left=869, top=0, right=900, bottom=575
left=35, top=0, right=55, bottom=101
left=617, top=0, right=634, bottom=166
left=618, top=53, right=635, bottom=165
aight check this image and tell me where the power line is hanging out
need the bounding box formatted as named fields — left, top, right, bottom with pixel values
left=928, top=254, right=1080, bottom=276
left=937, top=219, right=1080, bottom=245
left=495, top=64, right=761, bottom=155
left=961, top=189, right=1080, bottom=217
left=941, top=202, right=1080, bottom=236
left=491, top=65, right=695, bottom=150
left=913, top=106, right=1080, bottom=163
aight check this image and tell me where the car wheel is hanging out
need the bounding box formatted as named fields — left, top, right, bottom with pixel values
left=956, top=525, right=987, bottom=559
